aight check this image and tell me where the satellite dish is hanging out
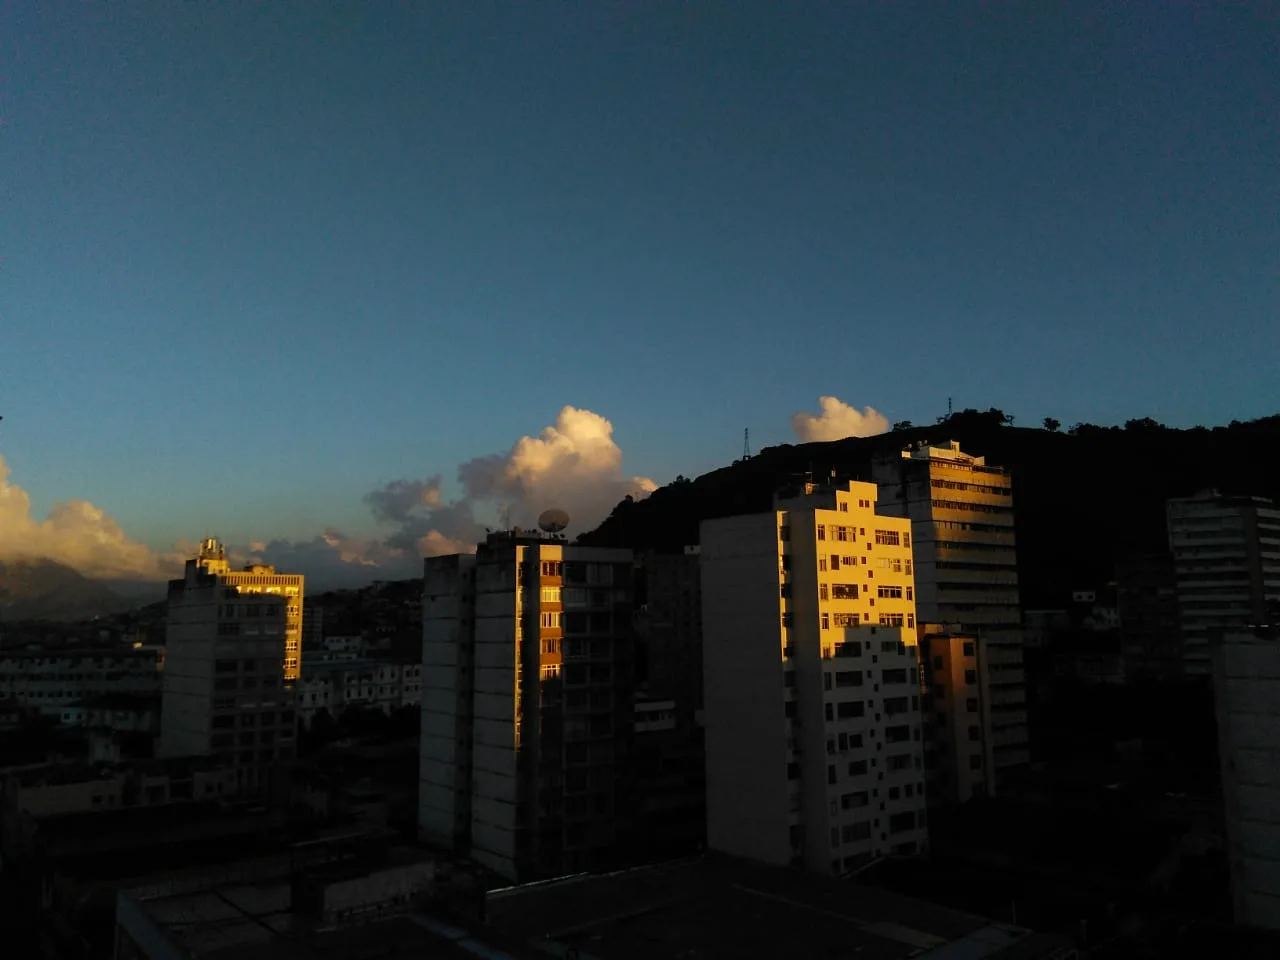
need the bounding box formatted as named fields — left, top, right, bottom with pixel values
left=538, top=508, right=570, bottom=534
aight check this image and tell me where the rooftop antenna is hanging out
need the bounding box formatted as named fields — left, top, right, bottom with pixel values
left=742, top=427, right=751, bottom=460
left=948, top=397, right=953, bottom=418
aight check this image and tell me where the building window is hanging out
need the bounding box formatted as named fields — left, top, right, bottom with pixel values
left=819, top=584, right=829, bottom=601
left=962, top=642, right=975, bottom=657
left=964, top=669, right=977, bottom=684
left=825, top=703, right=834, bottom=721
left=886, top=753, right=912, bottom=771
left=970, top=754, right=983, bottom=770
left=843, top=822, right=871, bottom=842
left=840, top=502, right=849, bottom=512
left=817, top=525, right=826, bottom=540
left=787, top=762, right=800, bottom=780
left=966, top=697, right=979, bottom=712
left=968, top=725, right=981, bottom=741
left=877, top=585, right=903, bottom=599
left=821, top=613, right=830, bottom=630
left=779, top=526, right=791, bottom=542
left=541, top=586, right=561, bottom=603
left=875, top=530, right=901, bottom=546
left=907, top=614, right=915, bottom=629
left=841, top=791, right=869, bottom=809
left=541, top=612, right=562, bottom=628
left=836, top=701, right=864, bottom=719
left=903, top=533, right=911, bottom=548
left=541, top=637, right=559, bottom=654
left=828, top=765, right=837, bottom=785
left=831, top=555, right=840, bottom=569
left=905, top=587, right=913, bottom=600
left=878, top=614, right=905, bottom=627
left=541, top=561, right=563, bottom=577
left=834, top=671, right=862, bottom=688
left=847, top=760, right=867, bottom=776
left=819, top=558, right=828, bottom=571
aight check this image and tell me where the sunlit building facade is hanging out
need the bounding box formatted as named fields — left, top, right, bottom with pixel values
left=700, top=481, right=929, bottom=876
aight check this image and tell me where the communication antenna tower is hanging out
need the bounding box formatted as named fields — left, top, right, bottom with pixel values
left=742, top=427, right=751, bottom=460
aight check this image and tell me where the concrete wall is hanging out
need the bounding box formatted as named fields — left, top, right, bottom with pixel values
left=1214, top=634, right=1280, bottom=931
left=701, top=512, right=792, bottom=867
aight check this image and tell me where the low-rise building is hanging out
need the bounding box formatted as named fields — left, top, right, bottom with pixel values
left=296, top=659, right=422, bottom=722
left=0, top=647, right=163, bottom=714
left=56, top=692, right=160, bottom=734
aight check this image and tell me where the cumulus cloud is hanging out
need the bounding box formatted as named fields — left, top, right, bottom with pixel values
left=0, top=455, right=182, bottom=580
left=791, top=396, right=890, bottom=442
left=239, top=405, right=657, bottom=589
left=1, top=406, right=656, bottom=590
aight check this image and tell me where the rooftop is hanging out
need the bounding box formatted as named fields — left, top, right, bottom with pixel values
left=484, top=854, right=1075, bottom=960
left=118, top=845, right=541, bottom=960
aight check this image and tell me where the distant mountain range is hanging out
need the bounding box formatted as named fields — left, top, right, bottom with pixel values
left=582, top=411, right=1280, bottom=608
left=0, top=557, right=141, bottom=622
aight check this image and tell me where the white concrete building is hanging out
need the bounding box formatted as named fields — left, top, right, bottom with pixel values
left=1212, top=627, right=1280, bottom=931
left=873, top=442, right=1029, bottom=776
left=296, top=659, right=422, bottom=722
left=160, top=543, right=300, bottom=795
left=1168, top=491, right=1280, bottom=675
left=700, top=480, right=928, bottom=876
left=420, top=535, right=635, bottom=881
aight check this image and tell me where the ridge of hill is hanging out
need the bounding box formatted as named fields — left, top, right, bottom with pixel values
left=0, top=556, right=136, bottom=622
left=581, top=411, right=1280, bottom=608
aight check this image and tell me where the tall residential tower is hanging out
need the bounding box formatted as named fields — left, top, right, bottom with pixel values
left=873, top=442, right=1029, bottom=777
left=1167, top=491, right=1280, bottom=675
left=419, top=533, right=636, bottom=881
left=701, top=481, right=929, bottom=876
left=160, top=539, right=303, bottom=794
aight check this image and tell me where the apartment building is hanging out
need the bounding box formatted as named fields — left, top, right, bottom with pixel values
left=873, top=442, right=1029, bottom=775
left=1167, top=491, right=1280, bottom=675
left=1211, top=625, right=1280, bottom=932
left=419, top=534, right=636, bottom=881
left=191, top=539, right=305, bottom=681
left=159, top=541, right=301, bottom=794
left=700, top=481, right=929, bottom=876
left=918, top=625, right=996, bottom=805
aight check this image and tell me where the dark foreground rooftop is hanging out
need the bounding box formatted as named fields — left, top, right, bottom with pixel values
left=117, top=850, right=1076, bottom=960
left=484, top=854, right=1076, bottom=960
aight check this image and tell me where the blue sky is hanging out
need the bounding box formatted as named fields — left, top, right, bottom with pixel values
left=1, top=2, right=1277, bottom=568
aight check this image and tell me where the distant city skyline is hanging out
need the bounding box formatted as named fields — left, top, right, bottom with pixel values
left=2, top=3, right=1276, bottom=584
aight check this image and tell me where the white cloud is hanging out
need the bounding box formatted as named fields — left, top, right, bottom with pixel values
left=791, top=396, right=890, bottom=442
left=0, top=455, right=182, bottom=580
left=2, top=407, right=657, bottom=590
left=224, top=405, right=656, bottom=589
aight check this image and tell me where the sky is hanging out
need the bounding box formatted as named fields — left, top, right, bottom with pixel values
left=2, top=2, right=1277, bottom=586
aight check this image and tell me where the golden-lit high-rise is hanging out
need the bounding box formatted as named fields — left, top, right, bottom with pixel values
left=192, top=538, right=304, bottom=681
left=161, top=538, right=304, bottom=794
